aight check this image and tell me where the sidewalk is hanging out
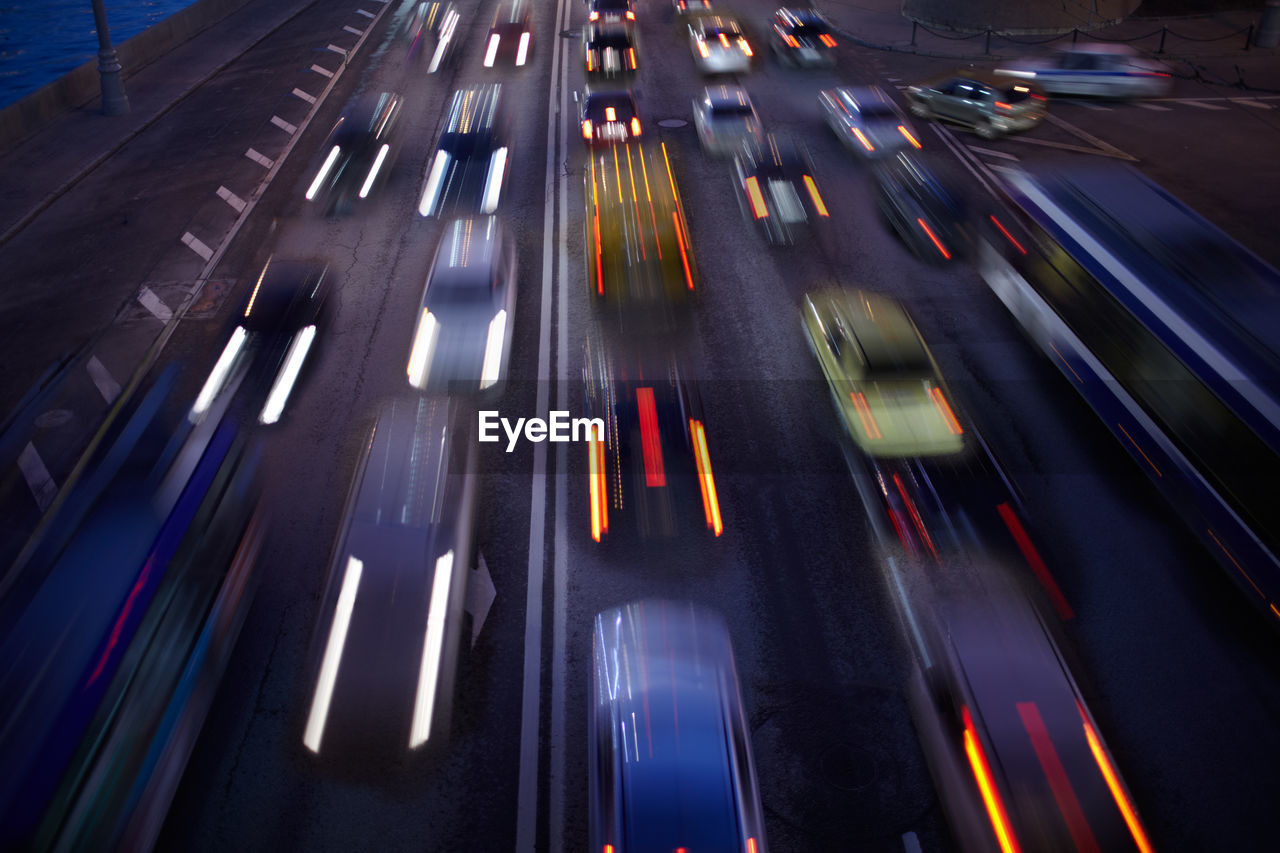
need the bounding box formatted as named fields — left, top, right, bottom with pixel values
left=816, top=0, right=1280, bottom=92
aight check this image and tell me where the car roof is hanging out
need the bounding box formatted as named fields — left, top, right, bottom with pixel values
left=742, top=134, right=807, bottom=173
left=584, top=89, right=636, bottom=110
left=241, top=258, right=329, bottom=331
left=775, top=7, right=827, bottom=26
left=819, top=290, right=932, bottom=376
left=704, top=84, right=753, bottom=108
left=427, top=217, right=504, bottom=292
left=586, top=22, right=634, bottom=43
left=443, top=84, right=502, bottom=136
left=931, top=69, right=1040, bottom=91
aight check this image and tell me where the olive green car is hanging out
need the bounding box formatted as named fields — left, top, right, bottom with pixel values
left=802, top=289, right=965, bottom=457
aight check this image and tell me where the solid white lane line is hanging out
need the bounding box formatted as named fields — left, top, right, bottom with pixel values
left=18, top=442, right=58, bottom=511
left=181, top=232, right=214, bottom=261
left=517, top=0, right=571, bottom=849
left=967, top=145, right=1019, bottom=161
left=245, top=148, right=274, bottom=168
left=271, top=115, right=298, bottom=135
left=216, top=185, right=247, bottom=212
left=137, top=286, right=174, bottom=321
left=1180, top=100, right=1229, bottom=110
left=1043, top=113, right=1137, bottom=161
left=292, top=87, right=317, bottom=104
left=1231, top=98, right=1273, bottom=109
left=309, top=63, right=334, bottom=77
left=1135, top=103, right=1172, bottom=111
left=86, top=355, right=122, bottom=404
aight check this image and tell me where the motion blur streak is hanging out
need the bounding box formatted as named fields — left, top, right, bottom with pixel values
left=407, top=309, right=440, bottom=388
left=803, top=176, right=829, bottom=217
left=747, top=838, right=759, bottom=853
left=1080, top=707, right=1155, bottom=853
left=418, top=151, right=449, bottom=216
left=996, top=502, right=1074, bottom=620
left=516, top=32, right=530, bottom=65
left=88, top=556, right=155, bottom=685
left=637, top=388, right=666, bottom=488
left=1116, top=422, right=1163, bottom=478
left=690, top=420, right=722, bottom=536
left=358, top=144, right=389, bottom=199
left=898, top=125, right=922, bottom=149
left=306, top=145, right=341, bottom=200
left=410, top=550, right=455, bottom=748
left=480, top=310, right=508, bottom=389
left=1206, top=528, right=1265, bottom=598
left=852, top=127, right=874, bottom=152
left=190, top=326, right=246, bottom=420
left=819, top=33, right=837, bottom=47
left=590, top=437, right=608, bottom=541
left=893, top=472, right=937, bottom=561
left=1016, top=702, right=1101, bottom=853
left=484, top=34, right=500, bottom=67
left=962, top=706, right=1023, bottom=853
left=303, top=556, right=363, bottom=753
left=916, top=217, right=951, bottom=260
left=744, top=177, right=769, bottom=219
left=258, top=324, right=315, bottom=424
left=673, top=212, right=693, bottom=290
left=989, top=214, right=1026, bottom=255
left=849, top=392, right=882, bottom=439
left=929, top=387, right=963, bottom=434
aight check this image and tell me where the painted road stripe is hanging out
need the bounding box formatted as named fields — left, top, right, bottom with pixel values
left=1136, top=102, right=1172, bottom=111
left=292, top=87, right=317, bottom=104
left=1043, top=113, right=1138, bottom=161
left=86, top=355, right=122, bottom=404
left=1182, top=100, right=1229, bottom=110
left=1070, top=101, right=1112, bottom=111
left=245, top=148, right=274, bottom=168
left=968, top=145, right=1020, bottom=161
left=216, top=185, right=247, bottom=213
left=271, top=115, right=298, bottom=135
left=18, top=442, right=58, bottom=511
left=1231, top=98, right=1273, bottom=109
left=326, top=44, right=348, bottom=55
left=356, top=8, right=376, bottom=17
left=309, top=63, right=334, bottom=77
left=138, top=286, right=175, bottom=321
left=343, top=25, right=364, bottom=36
left=181, top=232, right=214, bottom=261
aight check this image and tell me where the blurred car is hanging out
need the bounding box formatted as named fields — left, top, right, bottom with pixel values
left=585, top=141, right=697, bottom=327
left=303, top=396, right=477, bottom=763
left=407, top=216, right=517, bottom=394
left=819, top=85, right=922, bottom=159
left=733, top=133, right=830, bottom=245
left=583, top=21, right=638, bottom=79
left=482, top=0, right=533, bottom=69
left=688, top=14, right=753, bottom=75
left=305, top=92, right=403, bottom=215
left=190, top=257, right=331, bottom=426
left=673, top=0, right=714, bottom=13
left=872, top=153, right=970, bottom=263
left=590, top=600, right=767, bottom=852
left=406, top=0, right=462, bottom=73
left=905, top=71, right=1047, bottom=140
left=910, top=584, right=1155, bottom=853
left=693, top=84, right=764, bottom=155
left=588, top=0, right=635, bottom=23
left=802, top=288, right=966, bottom=458
left=580, top=88, right=643, bottom=146
left=418, top=83, right=508, bottom=217
left=997, top=42, right=1173, bottom=98
left=582, top=342, right=721, bottom=541
left=770, top=7, right=837, bottom=68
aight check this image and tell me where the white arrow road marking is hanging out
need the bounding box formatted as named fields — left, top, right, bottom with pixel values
left=18, top=442, right=58, bottom=511
left=467, top=552, right=497, bottom=648
left=86, top=355, right=121, bottom=404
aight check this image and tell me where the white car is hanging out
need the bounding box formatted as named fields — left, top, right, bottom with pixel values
left=819, top=86, right=922, bottom=159
left=997, top=43, right=1173, bottom=98
left=693, top=84, right=763, bottom=156
left=688, top=15, right=753, bottom=75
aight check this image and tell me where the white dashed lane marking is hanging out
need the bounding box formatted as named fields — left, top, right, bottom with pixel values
left=343, top=25, right=364, bottom=36
left=18, top=442, right=58, bottom=511
left=1136, top=103, right=1172, bottom=111
left=292, top=88, right=317, bottom=104
left=271, top=115, right=298, bottom=135
left=245, top=148, right=275, bottom=168
left=1231, top=98, right=1273, bottom=109
left=86, top=356, right=122, bottom=404
left=181, top=231, right=214, bottom=261
left=1181, top=100, right=1229, bottom=110
left=309, top=64, right=334, bottom=78
left=356, top=8, right=376, bottom=17
left=216, top=185, right=247, bottom=213
left=326, top=44, right=348, bottom=55
left=137, top=286, right=175, bottom=321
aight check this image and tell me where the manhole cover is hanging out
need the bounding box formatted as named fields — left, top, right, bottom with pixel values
left=657, top=118, right=688, bottom=128
left=35, top=409, right=74, bottom=429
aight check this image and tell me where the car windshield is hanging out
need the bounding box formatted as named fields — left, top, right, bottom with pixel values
left=858, top=103, right=897, bottom=120
left=588, top=33, right=632, bottom=48
left=711, top=103, right=754, bottom=118
left=702, top=25, right=741, bottom=38
left=593, top=0, right=630, bottom=10
left=588, top=96, right=634, bottom=115
left=788, top=23, right=828, bottom=38
left=438, top=131, right=492, bottom=158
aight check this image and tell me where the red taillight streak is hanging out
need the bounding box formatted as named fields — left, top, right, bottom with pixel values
left=747, top=838, right=759, bottom=853
left=929, top=387, right=963, bottom=434
left=851, top=127, right=875, bottom=152
left=819, top=33, right=837, bottom=47
left=690, top=419, right=723, bottom=536
left=898, top=125, right=922, bottom=149
left=89, top=555, right=155, bottom=684
left=849, top=391, right=882, bottom=439
left=637, top=387, right=666, bottom=487
left=628, top=48, right=636, bottom=68
left=1079, top=702, right=1155, bottom=853
left=587, top=52, right=595, bottom=71
left=1017, top=702, right=1101, bottom=853
left=994, top=101, right=1012, bottom=112
left=631, top=116, right=642, bottom=136
left=996, top=501, right=1074, bottom=620
left=893, top=472, right=938, bottom=561
left=720, top=33, right=729, bottom=47
left=887, top=506, right=914, bottom=555
left=962, top=706, right=1024, bottom=853
left=990, top=214, right=1027, bottom=254
left=916, top=217, right=951, bottom=259
left=591, top=161, right=604, bottom=294
left=744, top=176, right=769, bottom=219
left=589, top=437, right=608, bottom=541
left=672, top=211, right=693, bottom=290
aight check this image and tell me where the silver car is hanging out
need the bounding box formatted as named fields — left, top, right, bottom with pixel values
left=693, top=84, right=764, bottom=155
left=688, top=15, right=753, bottom=75
left=407, top=216, right=517, bottom=394
left=905, top=71, right=1047, bottom=140
left=819, top=86, right=922, bottom=159
left=997, top=43, right=1173, bottom=98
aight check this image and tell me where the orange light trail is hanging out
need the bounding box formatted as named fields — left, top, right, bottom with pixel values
left=691, top=419, right=723, bottom=535
left=962, top=706, right=1023, bottom=853
left=916, top=217, right=951, bottom=259
left=1080, top=704, right=1155, bottom=853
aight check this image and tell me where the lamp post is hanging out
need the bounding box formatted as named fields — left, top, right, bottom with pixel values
left=90, top=0, right=130, bottom=115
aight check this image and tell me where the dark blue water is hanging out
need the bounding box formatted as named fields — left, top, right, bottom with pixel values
left=0, top=1, right=200, bottom=109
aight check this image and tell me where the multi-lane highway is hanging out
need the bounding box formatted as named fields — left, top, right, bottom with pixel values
left=2, top=0, right=1279, bottom=850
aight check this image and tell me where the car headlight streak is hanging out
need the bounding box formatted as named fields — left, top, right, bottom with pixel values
left=409, top=550, right=455, bottom=748
left=259, top=324, right=316, bottom=425
left=484, top=33, right=500, bottom=67
left=479, top=309, right=508, bottom=389
left=407, top=309, right=440, bottom=388
left=306, top=145, right=342, bottom=200
left=190, top=325, right=247, bottom=422
left=482, top=147, right=508, bottom=214
left=419, top=150, right=450, bottom=216
left=304, top=555, right=364, bottom=754
left=358, top=144, right=390, bottom=199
